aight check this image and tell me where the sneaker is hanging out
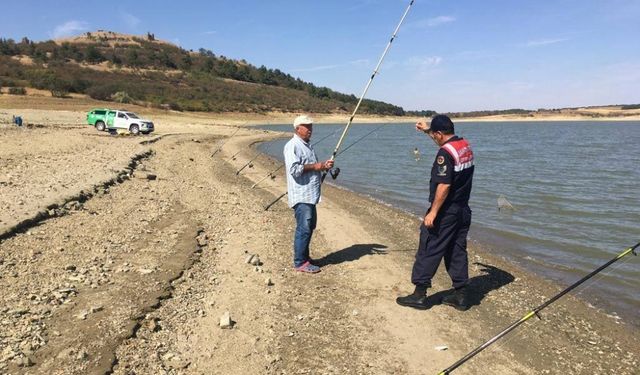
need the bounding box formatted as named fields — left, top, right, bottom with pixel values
left=396, top=292, right=429, bottom=310
left=295, top=261, right=320, bottom=273
left=442, top=287, right=469, bottom=311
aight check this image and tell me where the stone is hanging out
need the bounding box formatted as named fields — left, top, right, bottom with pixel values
left=16, top=355, right=34, bottom=367
left=249, top=255, right=261, bottom=266
left=76, top=350, right=88, bottom=361
left=220, top=311, right=233, bottom=329
left=265, top=278, right=273, bottom=286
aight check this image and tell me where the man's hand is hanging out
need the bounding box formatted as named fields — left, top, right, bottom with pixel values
left=416, top=120, right=430, bottom=133
left=319, top=159, right=334, bottom=171
left=424, top=210, right=437, bottom=228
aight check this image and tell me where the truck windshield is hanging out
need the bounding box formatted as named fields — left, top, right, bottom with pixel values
left=126, top=112, right=140, bottom=119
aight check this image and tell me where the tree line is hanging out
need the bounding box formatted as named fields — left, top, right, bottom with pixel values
left=0, top=36, right=407, bottom=115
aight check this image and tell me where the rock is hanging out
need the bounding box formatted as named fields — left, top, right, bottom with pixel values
left=435, top=345, right=448, bottom=351
left=64, top=264, right=77, bottom=271
left=76, top=350, right=88, bottom=361
left=76, top=311, right=88, bottom=320
left=249, top=255, right=261, bottom=266
left=265, top=278, right=273, bottom=286
left=220, top=311, right=234, bottom=329
left=138, top=268, right=154, bottom=275
left=15, top=355, right=33, bottom=367
left=90, top=305, right=103, bottom=313
left=245, top=254, right=255, bottom=264
left=146, top=173, right=157, bottom=180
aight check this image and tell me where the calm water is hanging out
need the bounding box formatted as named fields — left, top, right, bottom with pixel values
left=258, top=121, right=640, bottom=324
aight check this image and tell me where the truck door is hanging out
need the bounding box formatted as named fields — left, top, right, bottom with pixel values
left=106, top=111, right=116, bottom=128
left=114, top=112, right=128, bottom=129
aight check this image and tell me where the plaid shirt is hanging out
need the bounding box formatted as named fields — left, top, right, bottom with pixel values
left=284, top=134, right=321, bottom=208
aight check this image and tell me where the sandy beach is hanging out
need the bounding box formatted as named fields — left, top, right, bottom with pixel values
left=0, top=97, right=638, bottom=374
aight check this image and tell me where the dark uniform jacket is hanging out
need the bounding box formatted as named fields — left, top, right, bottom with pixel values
left=429, top=135, right=474, bottom=208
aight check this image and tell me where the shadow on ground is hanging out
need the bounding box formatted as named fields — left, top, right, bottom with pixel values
left=421, top=262, right=515, bottom=309
left=317, top=243, right=388, bottom=267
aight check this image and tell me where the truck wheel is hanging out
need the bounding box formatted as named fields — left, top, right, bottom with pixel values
left=129, top=124, right=140, bottom=135
left=95, top=121, right=105, bottom=131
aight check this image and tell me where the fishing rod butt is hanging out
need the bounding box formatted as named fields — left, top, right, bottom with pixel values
left=264, top=192, right=287, bottom=211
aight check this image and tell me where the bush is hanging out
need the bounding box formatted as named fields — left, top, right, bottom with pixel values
left=50, top=89, right=69, bottom=98
left=8, top=87, right=26, bottom=95
left=86, top=85, right=118, bottom=101
left=111, top=91, right=132, bottom=103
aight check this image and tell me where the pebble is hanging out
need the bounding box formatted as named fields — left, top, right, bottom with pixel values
left=249, top=255, right=261, bottom=266
left=220, top=311, right=233, bottom=329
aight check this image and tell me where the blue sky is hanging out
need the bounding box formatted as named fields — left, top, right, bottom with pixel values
left=2, top=0, right=639, bottom=112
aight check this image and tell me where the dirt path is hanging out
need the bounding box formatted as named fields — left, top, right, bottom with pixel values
left=0, top=112, right=637, bottom=375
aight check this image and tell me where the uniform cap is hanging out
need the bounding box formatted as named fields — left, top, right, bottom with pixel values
left=293, top=115, right=314, bottom=128
left=428, top=114, right=454, bottom=133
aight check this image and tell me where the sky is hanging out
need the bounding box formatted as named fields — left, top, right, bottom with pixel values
left=2, top=0, right=639, bottom=112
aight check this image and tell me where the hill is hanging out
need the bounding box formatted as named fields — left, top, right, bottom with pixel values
left=1, top=31, right=639, bottom=120
left=0, top=31, right=405, bottom=115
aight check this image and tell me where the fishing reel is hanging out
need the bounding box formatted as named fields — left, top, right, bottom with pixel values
left=329, top=167, right=340, bottom=180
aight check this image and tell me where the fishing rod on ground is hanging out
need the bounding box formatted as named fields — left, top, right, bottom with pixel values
left=211, top=127, right=241, bottom=156
left=229, top=148, right=244, bottom=161
left=263, top=124, right=387, bottom=211
left=263, top=0, right=415, bottom=210
left=437, top=241, right=639, bottom=375
left=250, top=125, right=343, bottom=187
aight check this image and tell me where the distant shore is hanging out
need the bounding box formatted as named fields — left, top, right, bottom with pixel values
left=2, top=95, right=639, bottom=127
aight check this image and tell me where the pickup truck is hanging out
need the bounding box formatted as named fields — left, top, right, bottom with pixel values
left=86, top=109, right=154, bottom=135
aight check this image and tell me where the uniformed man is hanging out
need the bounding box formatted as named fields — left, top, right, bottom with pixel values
left=397, top=114, right=475, bottom=311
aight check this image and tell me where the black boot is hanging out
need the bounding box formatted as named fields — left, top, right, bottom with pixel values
left=396, top=285, right=429, bottom=310
left=442, top=287, right=469, bottom=311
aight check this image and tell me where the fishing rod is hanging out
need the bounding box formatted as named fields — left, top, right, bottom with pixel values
left=263, top=124, right=386, bottom=211
left=229, top=148, right=244, bottom=161
left=236, top=143, right=265, bottom=176
left=437, top=241, right=639, bottom=375
left=251, top=126, right=342, bottom=188
left=263, top=0, right=414, bottom=210
left=211, top=127, right=241, bottom=156
left=321, top=0, right=414, bottom=183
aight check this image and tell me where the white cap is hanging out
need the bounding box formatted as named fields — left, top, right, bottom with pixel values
left=293, top=114, right=314, bottom=128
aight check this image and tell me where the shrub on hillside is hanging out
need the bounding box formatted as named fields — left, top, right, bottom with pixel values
left=8, top=87, right=26, bottom=95
left=111, top=91, right=133, bottom=103
left=86, top=85, right=118, bottom=101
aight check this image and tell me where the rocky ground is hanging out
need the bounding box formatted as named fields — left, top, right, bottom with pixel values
left=0, top=104, right=638, bottom=375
